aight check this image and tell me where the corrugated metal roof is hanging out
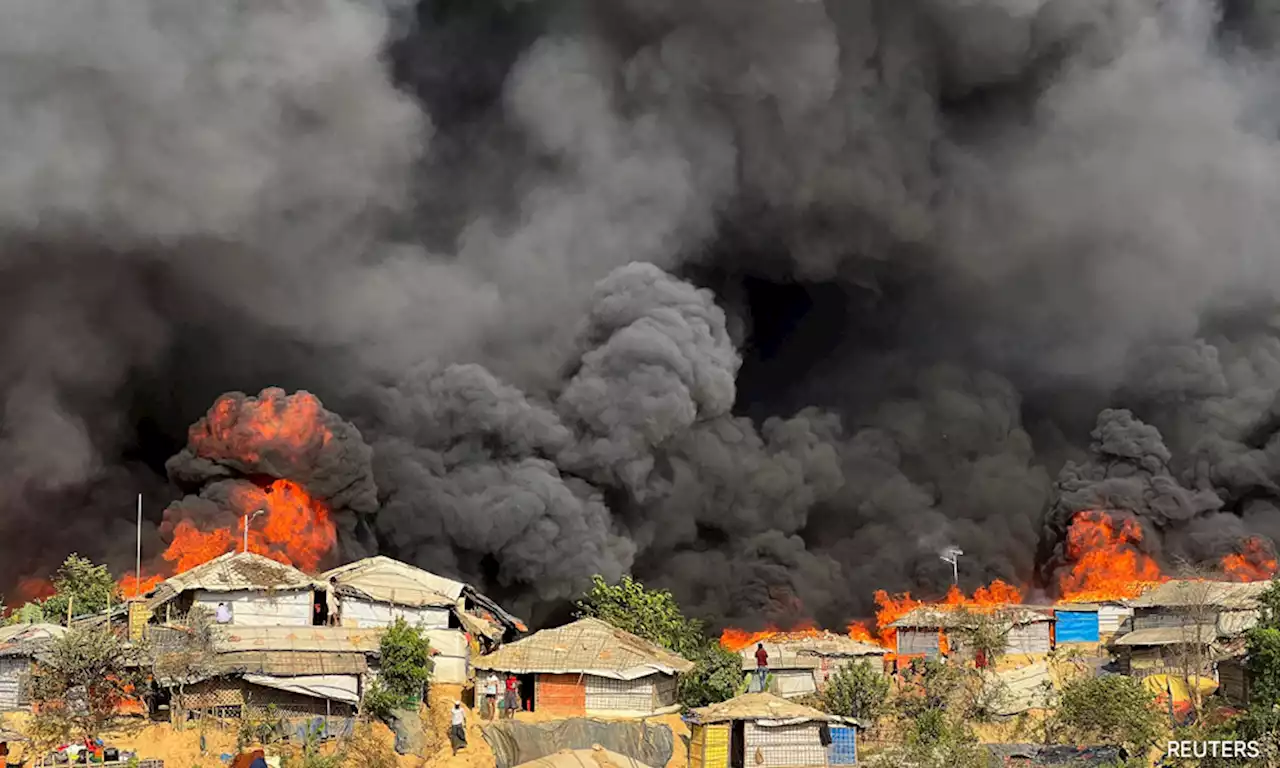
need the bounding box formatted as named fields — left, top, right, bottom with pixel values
left=890, top=605, right=1053, bottom=629
left=473, top=618, right=693, bottom=679
left=737, top=633, right=885, bottom=671
left=0, top=623, right=66, bottom=658
left=211, top=626, right=384, bottom=654
left=144, top=552, right=316, bottom=611
left=688, top=693, right=849, bottom=725
left=1128, top=580, right=1271, bottom=609
left=1113, top=624, right=1218, bottom=646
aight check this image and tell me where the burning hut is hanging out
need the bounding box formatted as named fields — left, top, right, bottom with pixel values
left=0, top=623, right=65, bottom=710
left=473, top=618, right=692, bottom=717
left=1112, top=579, right=1268, bottom=682
left=889, top=605, right=1054, bottom=663
left=323, top=555, right=525, bottom=644
left=738, top=633, right=886, bottom=699
left=685, top=693, right=857, bottom=768
left=138, top=551, right=323, bottom=628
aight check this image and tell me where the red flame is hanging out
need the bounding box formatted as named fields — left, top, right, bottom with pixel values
left=1221, top=537, right=1278, bottom=582
left=720, top=622, right=822, bottom=653
left=1057, top=510, right=1168, bottom=602
left=15, top=578, right=54, bottom=603
left=192, top=389, right=332, bottom=465
left=845, top=580, right=1025, bottom=650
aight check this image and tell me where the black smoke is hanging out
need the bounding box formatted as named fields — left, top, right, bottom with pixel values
left=5, top=0, right=1280, bottom=629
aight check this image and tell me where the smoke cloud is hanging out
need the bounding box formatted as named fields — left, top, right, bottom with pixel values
left=8, top=0, right=1280, bottom=628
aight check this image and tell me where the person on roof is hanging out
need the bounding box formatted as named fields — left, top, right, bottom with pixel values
left=215, top=602, right=232, bottom=624
left=754, top=643, right=769, bottom=691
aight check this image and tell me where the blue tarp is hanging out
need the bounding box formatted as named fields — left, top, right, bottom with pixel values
left=828, top=725, right=858, bottom=765
left=1055, top=610, right=1100, bottom=643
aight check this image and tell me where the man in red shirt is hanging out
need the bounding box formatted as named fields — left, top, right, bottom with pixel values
left=754, top=643, right=769, bottom=692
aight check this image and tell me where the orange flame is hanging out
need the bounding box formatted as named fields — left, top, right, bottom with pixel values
left=848, top=580, right=1024, bottom=650
left=1058, top=510, right=1168, bottom=602
left=720, top=622, right=821, bottom=653
left=15, top=578, right=54, bottom=603
left=1221, top=537, right=1277, bottom=582
left=192, top=389, right=333, bottom=465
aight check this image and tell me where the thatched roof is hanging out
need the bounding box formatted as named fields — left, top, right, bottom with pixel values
left=688, top=693, right=850, bottom=725
left=738, top=633, right=885, bottom=671
left=474, top=618, right=693, bottom=680
left=143, top=552, right=316, bottom=611
left=0, top=623, right=66, bottom=658
left=1128, top=580, right=1271, bottom=609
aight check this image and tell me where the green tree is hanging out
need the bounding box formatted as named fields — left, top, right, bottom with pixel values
left=42, top=554, right=118, bottom=624
left=363, top=618, right=434, bottom=721
left=818, top=661, right=890, bottom=721
left=1049, top=675, right=1163, bottom=754
left=576, top=575, right=737, bottom=707
left=29, top=626, right=145, bottom=746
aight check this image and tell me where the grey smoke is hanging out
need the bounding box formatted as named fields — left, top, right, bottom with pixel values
left=7, top=0, right=1280, bottom=628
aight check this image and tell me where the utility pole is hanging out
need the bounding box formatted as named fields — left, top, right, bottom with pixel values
left=243, top=509, right=265, bottom=553
left=134, top=493, right=142, bottom=599
left=940, top=547, right=963, bottom=586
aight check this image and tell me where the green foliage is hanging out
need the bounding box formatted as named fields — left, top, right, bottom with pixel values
left=1049, top=675, right=1162, bottom=753
left=237, top=704, right=285, bottom=749
left=576, top=575, right=702, bottom=654
left=29, top=625, right=144, bottom=743
left=41, top=554, right=118, bottom=624
left=576, top=574, right=737, bottom=707
left=869, top=702, right=989, bottom=768
left=896, top=658, right=964, bottom=719
left=10, top=602, right=45, bottom=625
left=818, top=661, right=890, bottom=721
left=363, top=618, right=434, bottom=721
left=953, top=609, right=1009, bottom=664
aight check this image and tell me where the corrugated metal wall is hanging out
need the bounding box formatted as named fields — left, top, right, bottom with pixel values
left=690, top=724, right=730, bottom=768
left=536, top=674, right=586, bottom=717
left=1006, top=623, right=1052, bottom=654
left=340, top=598, right=450, bottom=630
left=897, top=629, right=941, bottom=658
left=585, top=674, right=656, bottom=713
left=1098, top=605, right=1133, bottom=635
left=1219, top=660, right=1249, bottom=707
left=1054, top=611, right=1100, bottom=643
left=194, top=589, right=312, bottom=627
left=828, top=725, right=857, bottom=765
left=744, top=721, right=826, bottom=768
left=772, top=669, right=818, bottom=699
left=0, top=658, right=26, bottom=710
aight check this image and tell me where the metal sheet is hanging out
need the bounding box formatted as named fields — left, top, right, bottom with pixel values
left=0, top=659, right=24, bottom=710
left=340, top=598, right=449, bottom=630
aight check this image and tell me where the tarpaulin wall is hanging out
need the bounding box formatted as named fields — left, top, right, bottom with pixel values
left=1055, top=611, right=1100, bottom=644
left=482, top=718, right=674, bottom=768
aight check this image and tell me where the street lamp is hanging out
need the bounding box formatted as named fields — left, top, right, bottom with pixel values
left=940, top=547, right=963, bottom=586
left=243, top=509, right=265, bottom=554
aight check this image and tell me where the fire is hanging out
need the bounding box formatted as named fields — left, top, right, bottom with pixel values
left=192, top=389, right=333, bottom=465
left=1221, top=537, right=1277, bottom=582
left=848, top=579, right=1024, bottom=649
left=720, top=622, right=821, bottom=653
left=1058, top=510, right=1167, bottom=602
left=15, top=578, right=54, bottom=603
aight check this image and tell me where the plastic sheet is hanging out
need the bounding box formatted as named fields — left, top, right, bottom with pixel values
left=481, top=718, right=674, bottom=768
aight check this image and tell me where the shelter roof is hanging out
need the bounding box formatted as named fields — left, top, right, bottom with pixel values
left=474, top=618, right=693, bottom=680
left=1128, top=579, right=1271, bottom=609
left=0, top=623, right=66, bottom=658
left=1113, top=625, right=1218, bottom=647
left=211, top=626, right=383, bottom=654
left=688, top=693, right=850, bottom=725
left=143, top=552, right=316, bottom=611
left=738, top=633, right=885, bottom=670
left=889, top=605, right=1053, bottom=629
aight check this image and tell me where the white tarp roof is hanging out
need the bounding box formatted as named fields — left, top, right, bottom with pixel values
left=242, top=674, right=360, bottom=705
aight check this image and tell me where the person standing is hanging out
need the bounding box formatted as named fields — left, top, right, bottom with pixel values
left=450, top=702, right=468, bottom=754
left=503, top=674, right=520, bottom=719
left=754, top=643, right=769, bottom=692
left=482, top=672, right=500, bottom=720
left=215, top=602, right=232, bottom=624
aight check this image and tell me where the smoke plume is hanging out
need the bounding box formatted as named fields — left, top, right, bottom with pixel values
left=8, top=0, right=1280, bottom=628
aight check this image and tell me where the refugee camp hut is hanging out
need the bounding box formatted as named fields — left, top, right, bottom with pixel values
left=889, top=606, right=1054, bottom=663
left=0, top=623, right=65, bottom=710
left=1113, top=580, right=1268, bottom=680
left=324, top=556, right=526, bottom=647
left=163, top=625, right=383, bottom=723
left=140, top=552, right=322, bottom=628
left=1097, top=601, right=1134, bottom=637
left=686, top=693, right=856, bottom=768
left=739, top=633, right=887, bottom=698
left=473, top=618, right=693, bottom=717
